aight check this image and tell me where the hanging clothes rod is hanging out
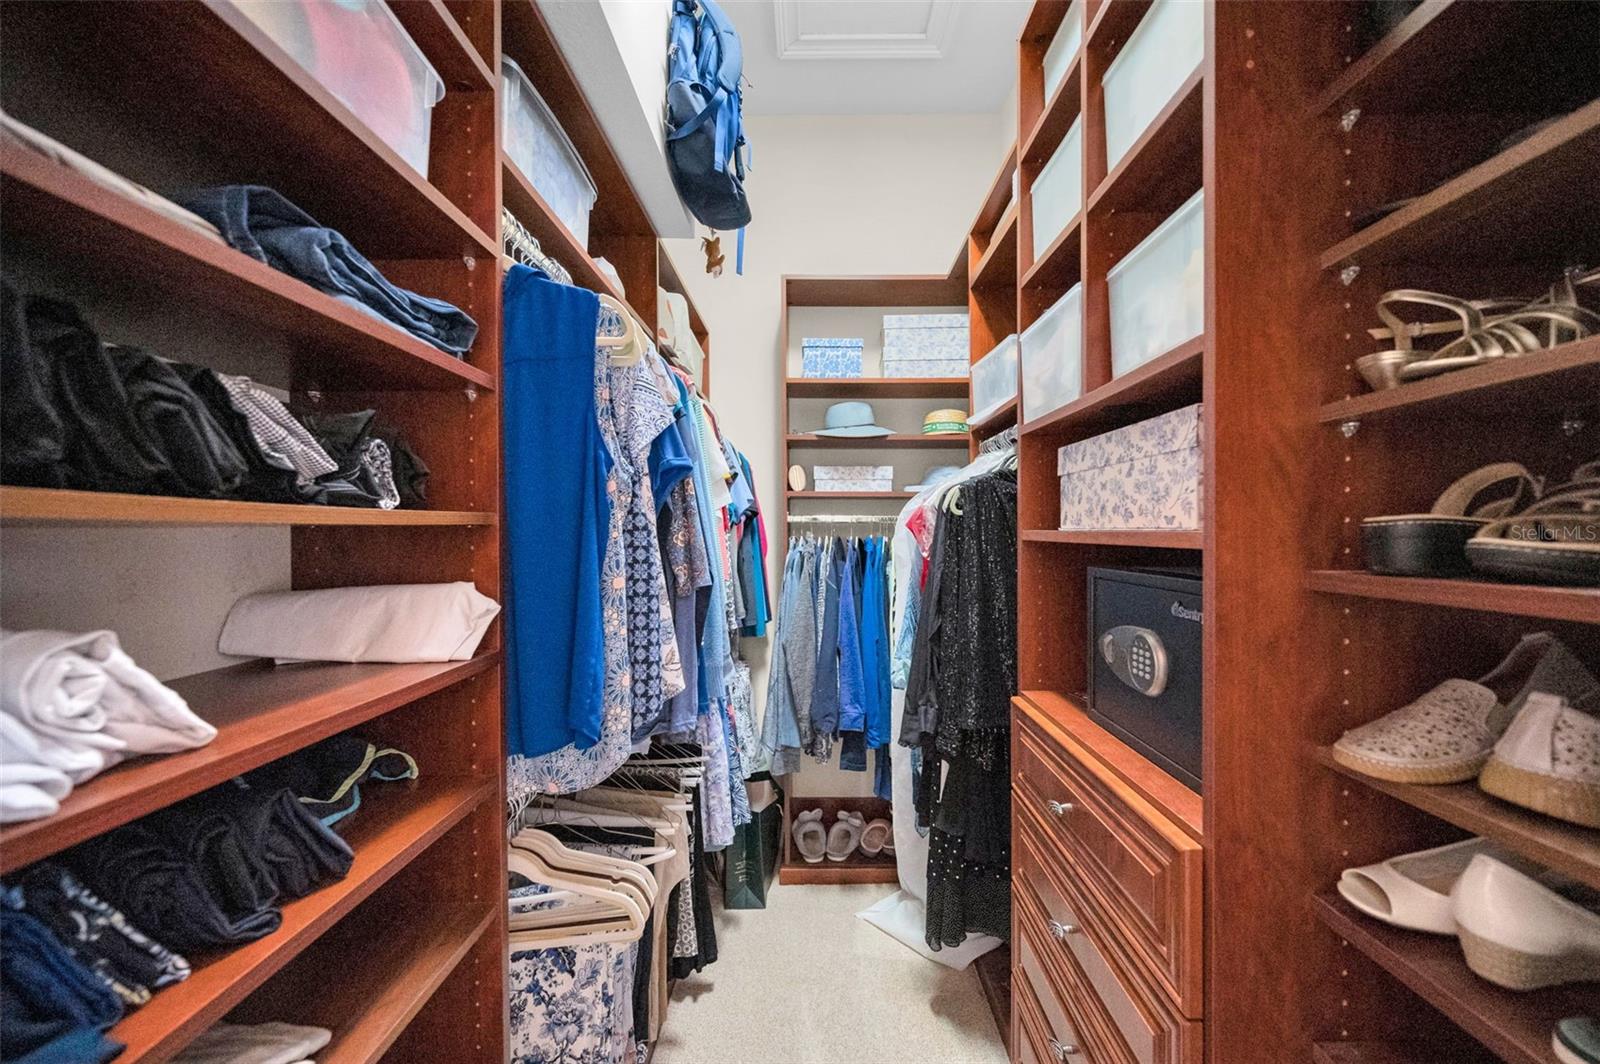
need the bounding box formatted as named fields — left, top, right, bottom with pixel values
left=787, top=514, right=899, bottom=524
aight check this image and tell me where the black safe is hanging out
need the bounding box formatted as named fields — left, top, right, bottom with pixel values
left=1086, top=566, right=1203, bottom=793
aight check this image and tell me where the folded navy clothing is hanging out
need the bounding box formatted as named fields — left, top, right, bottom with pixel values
left=245, top=732, right=418, bottom=829
left=180, top=185, right=478, bottom=356
left=0, top=896, right=124, bottom=1064
left=9, top=862, right=189, bottom=1008
left=0, top=279, right=67, bottom=488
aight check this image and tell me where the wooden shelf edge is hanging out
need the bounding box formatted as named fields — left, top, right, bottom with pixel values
left=970, top=208, right=1019, bottom=292
left=1022, top=527, right=1202, bottom=549
left=785, top=377, right=971, bottom=399
left=786, top=490, right=915, bottom=500
left=108, top=778, right=494, bottom=1061
left=1020, top=51, right=1084, bottom=165
left=1015, top=692, right=1203, bottom=840
left=777, top=858, right=898, bottom=885
left=1309, top=0, right=1455, bottom=115
left=970, top=397, right=1019, bottom=438
left=782, top=274, right=969, bottom=308
left=1020, top=212, right=1083, bottom=292
left=0, top=487, right=495, bottom=528
left=968, top=143, right=1019, bottom=241
left=1084, top=67, right=1204, bottom=218
left=387, top=0, right=496, bottom=93
left=0, top=655, right=500, bottom=873
left=501, top=155, right=632, bottom=311
left=1312, top=746, right=1600, bottom=891
left=784, top=434, right=970, bottom=449
left=1020, top=337, right=1204, bottom=437
left=1306, top=569, right=1600, bottom=624
left=1317, top=335, right=1600, bottom=423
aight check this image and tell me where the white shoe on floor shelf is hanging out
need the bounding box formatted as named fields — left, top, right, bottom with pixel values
left=1337, top=837, right=1530, bottom=934
left=1453, top=853, right=1600, bottom=991
left=826, top=811, right=864, bottom=862
left=859, top=817, right=892, bottom=856
left=1479, top=691, right=1600, bottom=829
left=792, top=808, right=827, bottom=863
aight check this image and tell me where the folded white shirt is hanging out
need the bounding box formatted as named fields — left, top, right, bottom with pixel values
left=0, top=753, right=72, bottom=823
left=170, top=1021, right=332, bottom=1064
left=218, top=582, right=500, bottom=665
left=0, top=700, right=107, bottom=785
left=0, top=630, right=216, bottom=771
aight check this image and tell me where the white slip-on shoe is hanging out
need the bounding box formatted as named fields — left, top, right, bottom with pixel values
left=1480, top=691, right=1600, bottom=829
left=1556, top=1017, right=1600, bottom=1064
left=1333, top=632, right=1599, bottom=784
left=826, top=811, right=864, bottom=862
left=859, top=817, right=892, bottom=856
left=1338, top=838, right=1531, bottom=934
left=1452, top=854, right=1600, bottom=991
left=792, top=808, right=827, bottom=863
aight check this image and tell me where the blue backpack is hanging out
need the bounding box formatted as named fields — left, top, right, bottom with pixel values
left=665, top=0, right=751, bottom=238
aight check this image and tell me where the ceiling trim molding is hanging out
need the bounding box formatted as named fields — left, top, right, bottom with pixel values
left=773, top=0, right=958, bottom=61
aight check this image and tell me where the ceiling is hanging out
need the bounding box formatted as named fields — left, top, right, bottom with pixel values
left=726, top=0, right=1032, bottom=115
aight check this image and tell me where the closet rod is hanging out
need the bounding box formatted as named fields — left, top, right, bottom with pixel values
left=787, top=514, right=900, bottom=524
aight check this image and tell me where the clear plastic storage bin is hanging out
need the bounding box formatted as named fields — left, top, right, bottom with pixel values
left=1030, top=115, right=1083, bottom=261
left=1101, top=0, right=1203, bottom=171
left=970, top=334, right=1019, bottom=424
left=1021, top=283, right=1083, bottom=422
left=1042, top=1, right=1084, bottom=103
left=502, top=57, right=598, bottom=249
left=1108, top=189, right=1204, bottom=376
left=227, top=0, right=444, bottom=179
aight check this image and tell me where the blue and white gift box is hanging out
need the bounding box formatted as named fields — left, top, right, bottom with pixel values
left=813, top=465, right=894, bottom=492
left=882, top=313, right=969, bottom=363
left=1057, top=404, right=1202, bottom=531
left=801, top=338, right=864, bottom=378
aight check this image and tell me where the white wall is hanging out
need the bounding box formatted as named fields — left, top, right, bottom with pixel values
left=664, top=112, right=1008, bottom=795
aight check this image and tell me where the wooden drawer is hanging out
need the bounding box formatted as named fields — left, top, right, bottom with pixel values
left=1017, top=814, right=1202, bottom=1064
left=1016, top=910, right=1092, bottom=1064
left=1013, top=708, right=1203, bottom=1016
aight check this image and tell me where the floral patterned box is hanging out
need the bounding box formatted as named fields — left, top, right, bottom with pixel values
left=883, top=357, right=969, bottom=378
left=1057, top=403, right=1202, bottom=530
left=883, top=312, right=969, bottom=363
left=814, top=465, right=894, bottom=492
left=801, top=338, right=864, bottom=378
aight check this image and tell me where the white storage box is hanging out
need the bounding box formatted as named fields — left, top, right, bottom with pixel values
left=970, top=335, right=1019, bottom=423
left=1108, top=188, right=1204, bottom=376
left=1102, top=0, right=1204, bottom=171
left=1042, top=1, right=1084, bottom=103
left=801, top=338, right=865, bottom=378
left=502, top=57, right=598, bottom=249
left=1021, top=283, right=1083, bottom=423
left=883, top=313, right=969, bottom=362
left=814, top=465, right=893, bottom=492
left=227, top=0, right=443, bottom=179
left=1057, top=403, right=1202, bottom=531
left=1030, top=114, right=1083, bottom=261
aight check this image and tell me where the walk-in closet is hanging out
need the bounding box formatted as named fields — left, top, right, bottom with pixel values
left=0, top=2, right=1595, bottom=1063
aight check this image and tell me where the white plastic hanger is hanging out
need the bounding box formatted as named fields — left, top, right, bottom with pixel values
left=505, top=842, right=644, bottom=949
left=597, top=294, right=644, bottom=365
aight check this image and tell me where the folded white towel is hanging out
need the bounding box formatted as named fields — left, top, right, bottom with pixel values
left=0, top=755, right=72, bottom=823
left=218, top=582, right=500, bottom=665
left=0, top=702, right=107, bottom=785
left=170, top=1021, right=332, bottom=1064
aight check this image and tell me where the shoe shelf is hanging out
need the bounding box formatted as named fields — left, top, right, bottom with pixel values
left=0, top=145, right=497, bottom=393
left=784, top=377, right=971, bottom=399
left=0, top=655, right=498, bottom=874
left=107, top=777, right=493, bottom=1063
left=777, top=795, right=898, bottom=886
left=1318, top=334, right=1600, bottom=425
left=785, top=434, right=971, bottom=450
left=1021, top=528, right=1202, bottom=549
left=1307, top=570, right=1600, bottom=625
left=0, top=487, right=497, bottom=528
left=1018, top=336, right=1203, bottom=439
left=386, top=0, right=494, bottom=93
left=1312, top=893, right=1592, bottom=1064
left=1313, top=746, right=1600, bottom=892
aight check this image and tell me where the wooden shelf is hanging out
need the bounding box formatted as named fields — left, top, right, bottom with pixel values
left=502, top=155, right=631, bottom=310
left=1086, top=68, right=1203, bottom=219
left=971, top=397, right=1019, bottom=439
left=786, top=490, right=915, bottom=500
left=1313, top=892, right=1591, bottom=1064
left=967, top=144, right=1019, bottom=242
left=785, top=377, right=970, bottom=399
left=1085, top=0, right=1153, bottom=50
left=1020, top=51, right=1083, bottom=165
left=783, top=274, right=968, bottom=308
left=973, top=946, right=1013, bottom=1053
left=1313, top=1042, right=1495, bottom=1064
left=107, top=777, right=492, bottom=1062
left=1319, top=335, right=1600, bottom=424
left=1, top=145, right=495, bottom=392
left=387, top=0, right=495, bottom=93
left=1021, top=336, right=1203, bottom=438
left=1310, top=0, right=1600, bottom=117
left=1320, top=98, right=1600, bottom=267
left=0, top=487, right=495, bottom=528
left=1020, top=212, right=1082, bottom=293
left=0, top=655, right=497, bottom=874
left=1307, top=569, right=1599, bottom=624
left=785, top=434, right=969, bottom=450
left=1023, top=528, right=1202, bottom=549
left=778, top=851, right=898, bottom=885
left=970, top=207, right=1019, bottom=293
left=1313, top=746, right=1600, bottom=891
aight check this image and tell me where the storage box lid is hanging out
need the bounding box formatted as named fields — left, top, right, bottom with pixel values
left=802, top=337, right=866, bottom=349
left=883, top=313, right=968, bottom=330
left=814, top=465, right=894, bottom=479
left=1058, top=403, right=1201, bottom=474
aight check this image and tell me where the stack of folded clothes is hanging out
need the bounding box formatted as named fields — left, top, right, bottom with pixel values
left=1, top=279, right=428, bottom=508
left=0, top=890, right=127, bottom=1064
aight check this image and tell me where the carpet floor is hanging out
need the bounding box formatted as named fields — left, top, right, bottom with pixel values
left=652, top=882, right=1008, bottom=1063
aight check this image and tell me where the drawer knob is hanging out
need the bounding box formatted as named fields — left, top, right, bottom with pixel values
left=1046, top=799, right=1075, bottom=817
left=1048, top=1038, right=1080, bottom=1060
left=1047, top=919, right=1079, bottom=940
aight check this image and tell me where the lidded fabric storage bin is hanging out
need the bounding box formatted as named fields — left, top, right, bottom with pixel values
left=1057, top=403, right=1202, bottom=531
left=1030, top=115, right=1083, bottom=262
left=1042, top=0, right=1084, bottom=104
left=1021, top=283, right=1083, bottom=423
left=226, top=0, right=443, bottom=179
left=800, top=338, right=864, bottom=378
left=1102, top=0, right=1204, bottom=171
left=502, top=57, right=598, bottom=249
left=1108, top=188, right=1203, bottom=376
left=814, top=466, right=893, bottom=493
left=882, top=313, right=969, bottom=376
left=970, top=334, right=1019, bottom=424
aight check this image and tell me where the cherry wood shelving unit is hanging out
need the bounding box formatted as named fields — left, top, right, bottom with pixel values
left=777, top=271, right=968, bottom=886
left=0, top=1, right=715, bottom=1059
left=965, top=145, right=1021, bottom=455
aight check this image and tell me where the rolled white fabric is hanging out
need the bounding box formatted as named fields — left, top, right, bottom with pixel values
left=0, top=629, right=215, bottom=774
left=218, top=582, right=500, bottom=665
left=0, top=757, right=72, bottom=823
left=0, top=695, right=107, bottom=785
